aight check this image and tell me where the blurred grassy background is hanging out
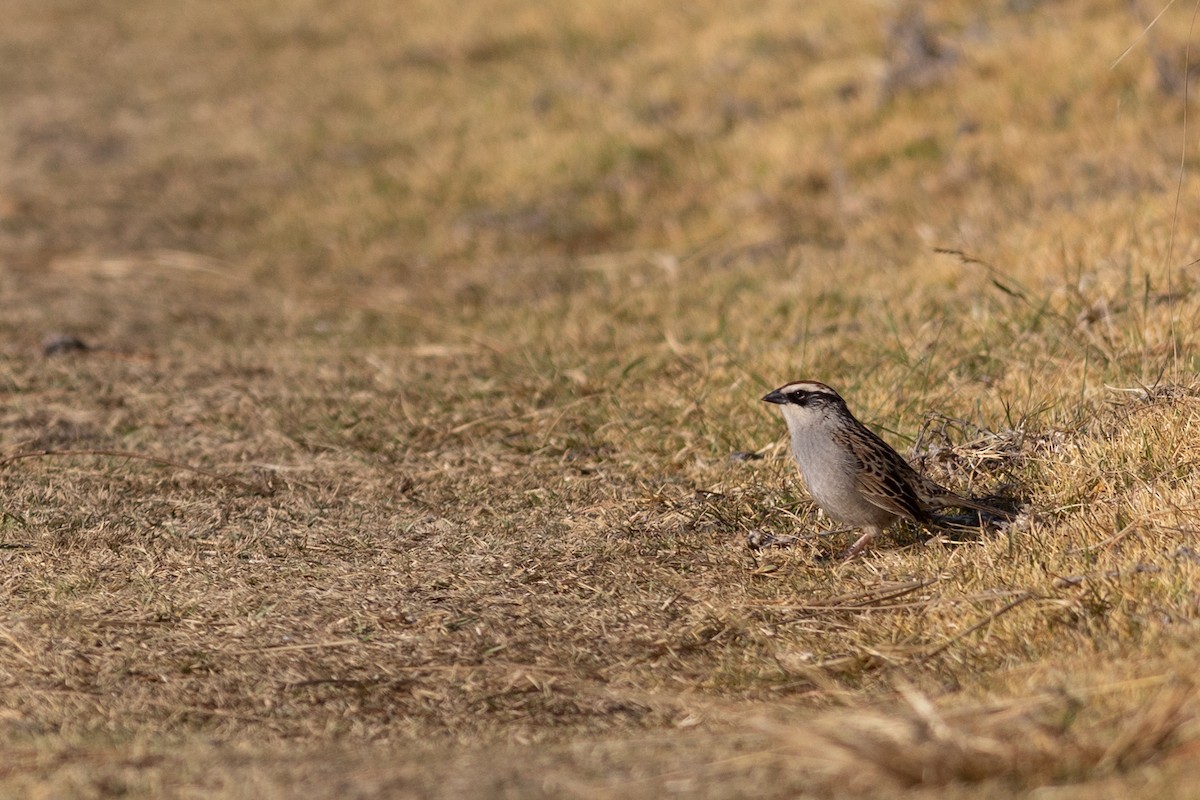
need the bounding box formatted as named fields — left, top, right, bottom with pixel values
left=2, top=0, right=1200, bottom=797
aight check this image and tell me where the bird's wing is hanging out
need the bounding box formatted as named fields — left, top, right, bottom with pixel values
left=855, top=459, right=928, bottom=522
left=845, top=429, right=929, bottom=523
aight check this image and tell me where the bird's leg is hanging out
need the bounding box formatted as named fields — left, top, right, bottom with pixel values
left=840, top=526, right=880, bottom=560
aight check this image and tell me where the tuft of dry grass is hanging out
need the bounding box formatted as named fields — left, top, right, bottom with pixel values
left=764, top=676, right=1196, bottom=792
left=3, top=0, right=1200, bottom=797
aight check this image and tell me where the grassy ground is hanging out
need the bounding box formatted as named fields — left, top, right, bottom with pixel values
left=3, top=0, right=1200, bottom=796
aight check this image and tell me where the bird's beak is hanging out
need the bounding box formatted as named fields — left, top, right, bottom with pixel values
left=762, top=389, right=787, bottom=405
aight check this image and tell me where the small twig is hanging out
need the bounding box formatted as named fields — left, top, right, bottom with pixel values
left=934, top=247, right=1029, bottom=301
left=225, top=639, right=360, bottom=656
left=845, top=579, right=940, bottom=608
left=920, top=592, right=1038, bottom=662
left=281, top=677, right=405, bottom=690
left=757, top=602, right=932, bottom=614
left=0, top=448, right=270, bottom=496
left=820, top=579, right=941, bottom=608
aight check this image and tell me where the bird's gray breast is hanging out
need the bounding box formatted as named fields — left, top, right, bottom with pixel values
left=788, top=425, right=896, bottom=527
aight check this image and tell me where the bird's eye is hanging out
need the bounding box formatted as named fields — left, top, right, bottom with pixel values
left=790, top=392, right=806, bottom=405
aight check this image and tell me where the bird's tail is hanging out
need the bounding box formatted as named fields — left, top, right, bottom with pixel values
left=918, top=475, right=1018, bottom=521
left=952, top=493, right=1017, bottom=520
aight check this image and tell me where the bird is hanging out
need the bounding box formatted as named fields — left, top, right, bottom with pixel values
left=762, top=380, right=1008, bottom=558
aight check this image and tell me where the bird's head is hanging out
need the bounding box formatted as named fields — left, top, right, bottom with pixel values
left=762, top=380, right=847, bottom=428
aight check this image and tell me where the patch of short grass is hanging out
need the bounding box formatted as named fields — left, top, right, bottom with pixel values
left=3, top=0, right=1200, bottom=797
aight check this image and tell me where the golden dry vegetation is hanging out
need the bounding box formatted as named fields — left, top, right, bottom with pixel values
left=3, top=0, right=1200, bottom=797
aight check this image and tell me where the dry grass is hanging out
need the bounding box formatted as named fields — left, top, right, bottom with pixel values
left=3, top=0, right=1200, bottom=796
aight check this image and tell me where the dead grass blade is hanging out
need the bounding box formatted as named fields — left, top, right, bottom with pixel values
left=815, top=579, right=941, bottom=608
left=919, top=591, right=1039, bottom=662
left=747, top=579, right=942, bottom=614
